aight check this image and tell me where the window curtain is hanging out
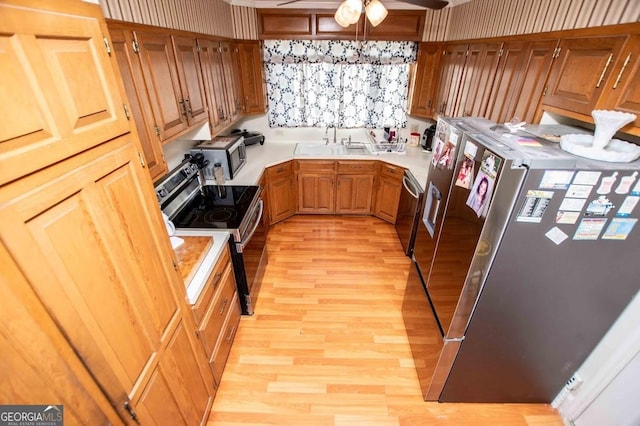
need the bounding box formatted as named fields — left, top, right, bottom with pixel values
left=263, top=40, right=417, bottom=128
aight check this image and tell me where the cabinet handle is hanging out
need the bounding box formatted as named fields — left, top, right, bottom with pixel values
left=179, top=99, right=187, bottom=117
left=219, top=298, right=229, bottom=315
left=226, top=325, right=237, bottom=343
left=124, top=401, right=139, bottom=424
left=612, top=53, right=632, bottom=89
left=212, top=272, right=222, bottom=288
left=218, top=106, right=225, bottom=120
left=185, top=98, right=193, bottom=115
left=596, top=53, right=614, bottom=88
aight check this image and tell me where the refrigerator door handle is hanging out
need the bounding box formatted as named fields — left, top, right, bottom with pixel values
left=424, top=182, right=442, bottom=237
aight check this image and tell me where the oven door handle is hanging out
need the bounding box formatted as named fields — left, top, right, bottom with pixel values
left=236, top=199, right=263, bottom=253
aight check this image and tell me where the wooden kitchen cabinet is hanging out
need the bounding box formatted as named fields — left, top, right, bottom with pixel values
left=0, top=3, right=130, bottom=187
left=129, top=29, right=190, bottom=141
left=456, top=42, right=503, bottom=118
left=191, top=244, right=241, bottom=385
left=172, top=36, right=209, bottom=125
left=434, top=43, right=468, bottom=117
left=542, top=34, right=629, bottom=117
left=485, top=41, right=528, bottom=123
left=237, top=40, right=267, bottom=115
left=198, top=38, right=230, bottom=134
left=373, top=162, right=404, bottom=224
left=410, top=43, right=443, bottom=118
left=598, top=34, right=640, bottom=134
left=1, top=2, right=214, bottom=423
left=267, top=161, right=296, bottom=224
left=335, top=161, right=376, bottom=214
left=508, top=39, right=559, bottom=124
left=296, top=160, right=336, bottom=214
left=111, top=28, right=168, bottom=182
left=221, top=41, right=244, bottom=122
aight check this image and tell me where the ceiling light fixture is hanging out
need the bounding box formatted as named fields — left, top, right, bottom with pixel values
left=334, top=0, right=388, bottom=28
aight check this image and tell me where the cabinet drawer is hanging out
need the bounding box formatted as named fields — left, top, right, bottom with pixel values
left=192, top=247, right=230, bottom=326
left=337, top=160, right=376, bottom=174
left=379, top=162, right=404, bottom=180
left=266, top=161, right=293, bottom=179
left=211, top=291, right=241, bottom=384
left=198, top=263, right=236, bottom=359
left=296, top=160, right=336, bottom=172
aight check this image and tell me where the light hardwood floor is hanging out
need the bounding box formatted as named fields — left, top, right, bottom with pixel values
left=209, top=216, right=564, bottom=425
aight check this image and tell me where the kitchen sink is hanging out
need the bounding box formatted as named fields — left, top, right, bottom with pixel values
left=294, top=142, right=373, bottom=156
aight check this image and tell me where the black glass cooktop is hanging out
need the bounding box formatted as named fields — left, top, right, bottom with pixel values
left=172, top=185, right=259, bottom=229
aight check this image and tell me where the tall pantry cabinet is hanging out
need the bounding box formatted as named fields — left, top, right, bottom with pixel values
left=0, top=1, right=215, bottom=424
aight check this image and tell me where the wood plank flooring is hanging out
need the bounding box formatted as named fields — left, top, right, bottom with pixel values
left=208, top=216, right=564, bottom=425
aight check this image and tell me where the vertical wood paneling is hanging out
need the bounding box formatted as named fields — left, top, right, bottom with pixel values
left=231, top=6, right=259, bottom=40
left=422, top=8, right=450, bottom=42
left=100, top=0, right=234, bottom=37
left=442, top=0, right=640, bottom=41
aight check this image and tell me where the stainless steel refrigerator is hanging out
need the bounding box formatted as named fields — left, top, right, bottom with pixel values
left=404, top=124, right=640, bottom=402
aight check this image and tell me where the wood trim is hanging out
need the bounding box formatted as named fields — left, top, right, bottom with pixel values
left=257, top=9, right=425, bottom=41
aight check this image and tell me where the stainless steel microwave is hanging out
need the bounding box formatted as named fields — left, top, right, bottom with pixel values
left=190, top=135, right=246, bottom=180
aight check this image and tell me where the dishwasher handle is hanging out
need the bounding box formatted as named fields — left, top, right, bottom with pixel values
left=402, top=174, right=421, bottom=199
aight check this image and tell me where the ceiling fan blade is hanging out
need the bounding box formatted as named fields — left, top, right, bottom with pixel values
left=277, top=0, right=302, bottom=5
left=398, top=0, right=449, bottom=9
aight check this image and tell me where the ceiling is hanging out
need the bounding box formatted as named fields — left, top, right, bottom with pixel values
left=226, top=0, right=471, bottom=10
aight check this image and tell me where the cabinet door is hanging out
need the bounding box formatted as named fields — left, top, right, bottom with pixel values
left=456, top=43, right=502, bottom=118
left=598, top=34, right=640, bottom=133
left=410, top=43, right=442, bottom=118
left=267, top=162, right=296, bottom=224
left=135, top=320, right=212, bottom=425
left=198, top=39, right=228, bottom=132
left=0, top=136, right=183, bottom=420
left=434, top=43, right=467, bottom=116
left=0, top=2, right=130, bottom=186
left=374, top=176, right=402, bottom=224
left=133, top=31, right=188, bottom=141
left=111, top=29, right=167, bottom=182
left=508, top=40, right=558, bottom=124
left=220, top=41, right=243, bottom=122
left=336, top=175, right=375, bottom=214
left=485, top=41, right=527, bottom=123
left=1, top=244, right=121, bottom=424
left=237, top=41, right=267, bottom=115
left=542, top=35, right=628, bottom=116
left=297, top=174, right=335, bottom=213
left=172, top=36, right=208, bottom=125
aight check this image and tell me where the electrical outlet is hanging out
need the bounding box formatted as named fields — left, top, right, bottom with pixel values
left=565, top=372, right=583, bottom=391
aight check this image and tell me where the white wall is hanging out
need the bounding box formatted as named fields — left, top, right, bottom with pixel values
left=555, top=292, right=640, bottom=425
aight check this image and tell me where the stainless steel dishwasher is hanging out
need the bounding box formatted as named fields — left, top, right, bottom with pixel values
left=394, top=170, right=425, bottom=256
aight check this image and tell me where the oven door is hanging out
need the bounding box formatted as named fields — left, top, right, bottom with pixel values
left=231, top=197, right=266, bottom=315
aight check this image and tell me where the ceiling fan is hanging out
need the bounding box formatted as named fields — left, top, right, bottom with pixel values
left=276, top=0, right=448, bottom=27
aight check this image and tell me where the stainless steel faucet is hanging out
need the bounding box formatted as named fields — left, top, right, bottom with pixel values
left=325, top=125, right=337, bottom=144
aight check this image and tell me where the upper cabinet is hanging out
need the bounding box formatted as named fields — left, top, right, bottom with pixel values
left=433, top=43, right=468, bottom=117
left=542, top=35, right=629, bottom=117
left=237, top=41, right=267, bottom=115
left=257, top=9, right=425, bottom=41
left=410, top=43, right=442, bottom=118
left=111, top=28, right=168, bottom=181
left=597, top=34, right=640, bottom=133
left=0, top=3, right=130, bottom=186
left=172, top=36, right=209, bottom=125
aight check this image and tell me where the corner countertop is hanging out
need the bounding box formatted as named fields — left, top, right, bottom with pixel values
left=219, top=140, right=432, bottom=190
left=173, top=230, right=231, bottom=304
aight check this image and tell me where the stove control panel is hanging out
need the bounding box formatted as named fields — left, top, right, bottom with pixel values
left=155, top=161, right=199, bottom=205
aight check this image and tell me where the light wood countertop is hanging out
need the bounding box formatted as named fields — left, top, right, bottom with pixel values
left=174, top=236, right=214, bottom=284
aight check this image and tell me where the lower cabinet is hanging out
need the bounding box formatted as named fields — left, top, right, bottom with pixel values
left=296, top=160, right=336, bottom=213
left=335, top=160, right=377, bottom=214
left=192, top=245, right=241, bottom=385
left=373, top=163, right=404, bottom=223
left=267, top=161, right=296, bottom=224
left=136, top=320, right=212, bottom=425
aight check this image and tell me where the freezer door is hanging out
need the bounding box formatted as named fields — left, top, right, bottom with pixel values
left=440, top=167, right=640, bottom=402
